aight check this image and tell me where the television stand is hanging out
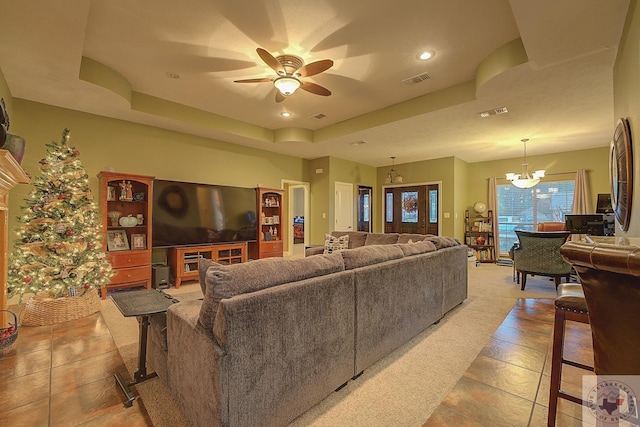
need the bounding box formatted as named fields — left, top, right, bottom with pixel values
left=167, top=243, right=247, bottom=288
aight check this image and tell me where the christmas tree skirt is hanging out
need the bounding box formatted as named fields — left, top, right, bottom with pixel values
left=22, top=288, right=101, bottom=326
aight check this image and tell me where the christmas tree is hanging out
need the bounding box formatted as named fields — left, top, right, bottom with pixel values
left=8, top=129, right=113, bottom=303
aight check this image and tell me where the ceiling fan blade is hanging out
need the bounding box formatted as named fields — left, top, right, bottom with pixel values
left=295, top=59, right=334, bottom=77
left=275, top=91, right=286, bottom=103
left=257, top=48, right=285, bottom=75
left=234, top=77, right=273, bottom=83
left=300, top=81, right=331, bottom=96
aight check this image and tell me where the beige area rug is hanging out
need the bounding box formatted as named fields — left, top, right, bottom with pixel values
left=101, top=263, right=559, bottom=427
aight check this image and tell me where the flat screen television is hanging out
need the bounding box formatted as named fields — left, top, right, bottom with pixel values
left=152, top=179, right=257, bottom=248
left=565, top=214, right=605, bottom=235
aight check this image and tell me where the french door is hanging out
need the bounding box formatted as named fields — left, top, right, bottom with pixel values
left=384, top=184, right=439, bottom=235
left=357, top=186, right=372, bottom=232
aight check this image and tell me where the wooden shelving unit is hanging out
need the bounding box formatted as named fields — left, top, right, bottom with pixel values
left=249, top=187, right=284, bottom=259
left=464, top=209, right=496, bottom=263
left=167, top=242, right=247, bottom=288
left=98, top=171, right=154, bottom=299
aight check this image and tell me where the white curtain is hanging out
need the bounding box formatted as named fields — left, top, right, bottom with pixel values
left=572, top=169, right=592, bottom=214
left=488, top=177, right=500, bottom=258
left=571, top=169, right=592, bottom=241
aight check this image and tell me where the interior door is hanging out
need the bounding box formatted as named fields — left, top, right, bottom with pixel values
left=334, top=182, right=354, bottom=232
left=357, top=186, right=372, bottom=232
left=384, top=185, right=439, bottom=235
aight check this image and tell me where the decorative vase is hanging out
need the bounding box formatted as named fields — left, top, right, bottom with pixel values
left=1, top=133, right=26, bottom=165
left=476, top=236, right=486, bottom=245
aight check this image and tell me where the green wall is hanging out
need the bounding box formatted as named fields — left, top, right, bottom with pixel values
left=308, top=157, right=331, bottom=244
left=375, top=156, right=457, bottom=238
left=464, top=146, right=610, bottom=211
left=7, top=99, right=308, bottom=251
left=307, top=156, right=376, bottom=244
left=613, top=0, right=640, bottom=237
left=0, top=70, right=11, bottom=120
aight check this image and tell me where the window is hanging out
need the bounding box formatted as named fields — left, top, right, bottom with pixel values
left=429, top=189, right=438, bottom=223
left=497, top=180, right=575, bottom=254
left=386, top=192, right=393, bottom=222
left=401, top=191, right=418, bottom=223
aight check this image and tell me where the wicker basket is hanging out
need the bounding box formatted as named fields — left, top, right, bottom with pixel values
left=22, top=288, right=101, bottom=326
left=0, top=310, right=18, bottom=357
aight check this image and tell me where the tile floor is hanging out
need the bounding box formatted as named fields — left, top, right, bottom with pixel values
left=0, top=311, right=151, bottom=426
left=1, top=298, right=593, bottom=426
left=424, top=298, right=594, bottom=427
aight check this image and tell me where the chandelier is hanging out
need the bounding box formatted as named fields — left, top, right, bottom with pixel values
left=505, top=139, right=545, bottom=189
left=385, top=157, right=403, bottom=184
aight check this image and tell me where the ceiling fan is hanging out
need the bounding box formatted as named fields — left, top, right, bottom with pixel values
left=234, top=48, right=333, bottom=103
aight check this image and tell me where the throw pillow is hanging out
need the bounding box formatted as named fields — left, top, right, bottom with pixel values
left=323, top=234, right=349, bottom=254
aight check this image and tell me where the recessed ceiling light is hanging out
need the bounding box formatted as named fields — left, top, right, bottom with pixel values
left=280, top=111, right=292, bottom=118
left=418, top=51, right=434, bottom=61
left=167, top=72, right=181, bottom=79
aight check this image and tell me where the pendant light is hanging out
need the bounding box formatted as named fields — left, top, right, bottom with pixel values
left=505, top=139, right=545, bottom=189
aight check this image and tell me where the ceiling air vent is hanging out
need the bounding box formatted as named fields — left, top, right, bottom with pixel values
left=403, top=72, right=431, bottom=85
left=309, top=113, right=326, bottom=119
left=478, top=106, right=509, bottom=118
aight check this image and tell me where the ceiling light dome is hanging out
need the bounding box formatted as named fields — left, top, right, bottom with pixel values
left=273, top=76, right=301, bottom=96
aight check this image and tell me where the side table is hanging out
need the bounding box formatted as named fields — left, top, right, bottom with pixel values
left=110, top=289, right=179, bottom=407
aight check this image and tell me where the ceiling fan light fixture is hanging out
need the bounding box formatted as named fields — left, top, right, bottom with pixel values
left=274, top=76, right=301, bottom=96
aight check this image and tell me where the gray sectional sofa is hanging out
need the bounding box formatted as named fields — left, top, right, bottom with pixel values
left=147, top=231, right=468, bottom=427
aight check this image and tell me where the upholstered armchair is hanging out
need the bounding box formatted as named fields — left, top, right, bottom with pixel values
left=512, top=230, right=572, bottom=290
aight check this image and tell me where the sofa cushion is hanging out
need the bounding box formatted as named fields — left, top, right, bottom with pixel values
left=424, top=235, right=460, bottom=249
left=396, top=240, right=437, bottom=256
left=341, top=244, right=405, bottom=270
left=332, top=231, right=368, bottom=248
left=323, top=234, right=349, bottom=254
left=397, top=233, right=434, bottom=244
left=199, top=258, right=213, bottom=295
left=149, top=313, right=168, bottom=351
left=198, top=253, right=345, bottom=330
left=364, top=233, right=399, bottom=246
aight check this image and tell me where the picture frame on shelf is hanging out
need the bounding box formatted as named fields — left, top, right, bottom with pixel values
left=107, top=186, right=116, bottom=201
left=131, top=234, right=146, bottom=250
left=107, top=230, right=129, bottom=251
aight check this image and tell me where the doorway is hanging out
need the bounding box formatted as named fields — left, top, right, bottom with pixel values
left=282, top=180, right=310, bottom=258
left=383, top=184, right=439, bottom=235
left=357, top=186, right=372, bottom=232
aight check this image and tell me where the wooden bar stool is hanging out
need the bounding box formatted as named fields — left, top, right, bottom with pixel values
left=548, top=283, right=593, bottom=427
